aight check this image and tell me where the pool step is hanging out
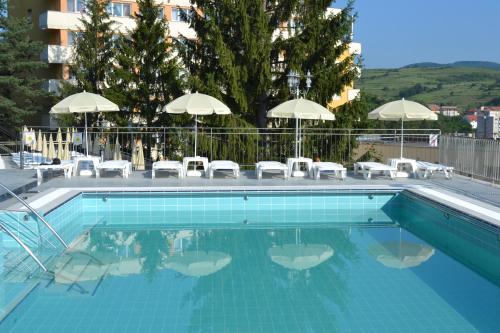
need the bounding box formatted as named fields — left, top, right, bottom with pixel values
left=49, top=252, right=110, bottom=295
left=1, top=249, right=52, bottom=283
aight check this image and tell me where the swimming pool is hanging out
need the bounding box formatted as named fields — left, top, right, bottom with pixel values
left=0, top=191, right=499, bottom=332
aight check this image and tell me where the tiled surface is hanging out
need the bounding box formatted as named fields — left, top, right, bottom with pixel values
left=80, top=192, right=397, bottom=226
left=0, top=193, right=499, bottom=332
left=1, top=221, right=499, bottom=332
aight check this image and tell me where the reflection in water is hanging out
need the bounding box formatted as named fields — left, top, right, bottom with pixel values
left=268, top=243, right=334, bottom=271
left=369, top=241, right=435, bottom=269
left=54, top=228, right=234, bottom=283
left=44, top=226, right=360, bottom=332
left=165, top=251, right=232, bottom=277
left=268, top=228, right=334, bottom=271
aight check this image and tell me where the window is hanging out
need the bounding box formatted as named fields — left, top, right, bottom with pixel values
left=158, top=7, right=164, bottom=20
left=107, top=2, right=131, bottom=17
left=67, top=0, right=86, bottom=13
left=171, top=8, right=191, bottom=22
left=67, top=31, right=81, bottom=46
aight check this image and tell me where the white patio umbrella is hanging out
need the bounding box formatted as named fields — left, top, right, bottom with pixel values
left=267, top=98, right=335, bottom=158
left=164, top=251, right=232, bottom=277
left=56, top=128, right=63, bottom=160
left=66, top=127, right=72, bottom=146
left=26, top=127, right=37, bottom=150
left=104, top=138, right=112, bottom=160
left=48, top=134, right=56, bottom=160
left=368, top=98, right=438, bottom=158
left=50, top=91, right=120, bottom=156
left=136, top=138, right=145, bottom=171
left=163, top=92, right=231, bottom=156
left=131, top=138, right=137, bottom=169
left=63, top=140, right=70, bottom=160
left=113, top=137, right=122, bottom=160
left=41, top=134, right=48, bottom=158
left=36, top=130, right=43, bottom=152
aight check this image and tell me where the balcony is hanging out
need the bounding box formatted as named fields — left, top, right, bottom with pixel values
left=39, top=10, right=134, bottom=34
left=39, top=11, right=83, bottom=30
left=348, top=89, right=360, bottom=101
left=169, top=21, right=196, bottom=39
left=41, top=45, right=74, bottom=64
left=349, top=42, right=362, bottom=55
left=42, top=79, right=77, bottom=95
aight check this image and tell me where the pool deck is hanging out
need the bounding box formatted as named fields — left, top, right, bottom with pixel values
left=1, top=169, right=500, bottom=228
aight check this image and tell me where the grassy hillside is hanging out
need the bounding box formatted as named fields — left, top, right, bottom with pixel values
left=357, top=66, right=500, bottom=111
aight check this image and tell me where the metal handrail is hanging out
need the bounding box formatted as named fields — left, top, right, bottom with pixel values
left=0, top=221, right=47, bottom=272
left=0, top=183, right=68, bottom=249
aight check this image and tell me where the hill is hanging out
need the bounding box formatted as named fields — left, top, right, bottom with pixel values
left=357, top=66, right=500, bottom=111
left=403, top=61, right=500, bottom=71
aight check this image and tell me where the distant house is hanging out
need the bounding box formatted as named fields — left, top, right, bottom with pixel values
left=427, top=104, right=440, bottom=114
left=427, top=104, right=460, bottom=116
left=440, top=106, right=460, bottom=117
left=464, top=114, right=477, bottom=129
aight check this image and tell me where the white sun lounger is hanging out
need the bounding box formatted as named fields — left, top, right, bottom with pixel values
left=208, top=160, right=240, bottom=179
left=96, top=160, right=131, bottom=178
left=416, top=161, right=454, bottom=179
left=354, top=162, right=397, bottom=180
left=152, top=161, right=184, bottom=179
left=256, top=161, right=288, bottom=180
left=312, top=162, right=347, bottom=180
left=36, top=162, right=74, bottom=180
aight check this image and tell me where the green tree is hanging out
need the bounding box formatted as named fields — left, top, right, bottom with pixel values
left=180, top=0, right=299, bottom=127
left=70, top=0, right=115, bottom=95
left=280, top=1, right=359, bottom=110
left=109, top=0, right=183, bottom=126
left=182, top=1, right=360, bottom=130
left=0, top=0, right=52, bottom=128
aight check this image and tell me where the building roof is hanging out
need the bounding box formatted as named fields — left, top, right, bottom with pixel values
left=465, top=114, right=477, bottom=122
left=427, top=104, right=440, bottom=112
left=482, top=106, right=500, bottom=112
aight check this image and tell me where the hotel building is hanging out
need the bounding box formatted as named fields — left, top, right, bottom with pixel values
left=10, top=1, right=361, bottom=112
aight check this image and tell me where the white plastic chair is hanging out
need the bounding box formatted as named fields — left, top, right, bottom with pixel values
left=208, top=160, right=240, bottom=179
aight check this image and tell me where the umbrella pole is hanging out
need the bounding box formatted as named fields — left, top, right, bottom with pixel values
left=295, top=118, right=299, bottom=158
left=194, top=114, right=198, bottom=156
left=85, top=112, right=89, bottom=157
left=400, top=117, right=404, bottom=159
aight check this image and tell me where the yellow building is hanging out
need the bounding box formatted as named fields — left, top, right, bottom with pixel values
left=9, top=0, right=194, bottom=94
left=9, top=1, right=360, bottom=110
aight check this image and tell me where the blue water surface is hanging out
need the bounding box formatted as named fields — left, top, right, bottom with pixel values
left=0, top=191, right=498, bottom=332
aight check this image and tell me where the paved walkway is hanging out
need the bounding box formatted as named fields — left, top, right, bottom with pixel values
left=0, top=168, right=499, bottom=215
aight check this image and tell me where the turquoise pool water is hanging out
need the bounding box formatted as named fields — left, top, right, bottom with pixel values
left=0, top=191, right=499, bottom=332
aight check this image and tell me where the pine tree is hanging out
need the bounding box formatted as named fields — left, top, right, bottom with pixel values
left=280, top=0, right=360, bottom=112
left=0, top=0, right=52, bottom=128
left=180, top=0, right=299, bottom=128
left=70, top=0, right=115, bottom=94
left=109, top=0, right=183, bottom=126
left=279, top=0, right=365, bottom=163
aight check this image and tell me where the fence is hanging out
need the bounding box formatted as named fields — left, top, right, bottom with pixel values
left=18, top=126, right=441, bottom=169
left=439, top=135, right=500, bottom=183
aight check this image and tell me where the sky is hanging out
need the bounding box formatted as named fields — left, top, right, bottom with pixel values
left=333, top=0, right=500, bottom=68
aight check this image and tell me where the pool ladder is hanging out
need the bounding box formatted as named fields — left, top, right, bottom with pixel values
left=0, top=182, right=69, bottom=273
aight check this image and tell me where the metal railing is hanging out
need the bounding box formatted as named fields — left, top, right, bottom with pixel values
left=19, top=126, right=441, bottom=169
left=439, top=135, right=500, bottom=183
left=0, top=182, right=69, bottom=249
left=0, top=221, right=48, bottom=272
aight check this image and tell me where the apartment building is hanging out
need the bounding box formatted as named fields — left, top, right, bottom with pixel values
left=477, top=106, right=500, bottom=139
left=10, top=1, right=361, bottom=109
